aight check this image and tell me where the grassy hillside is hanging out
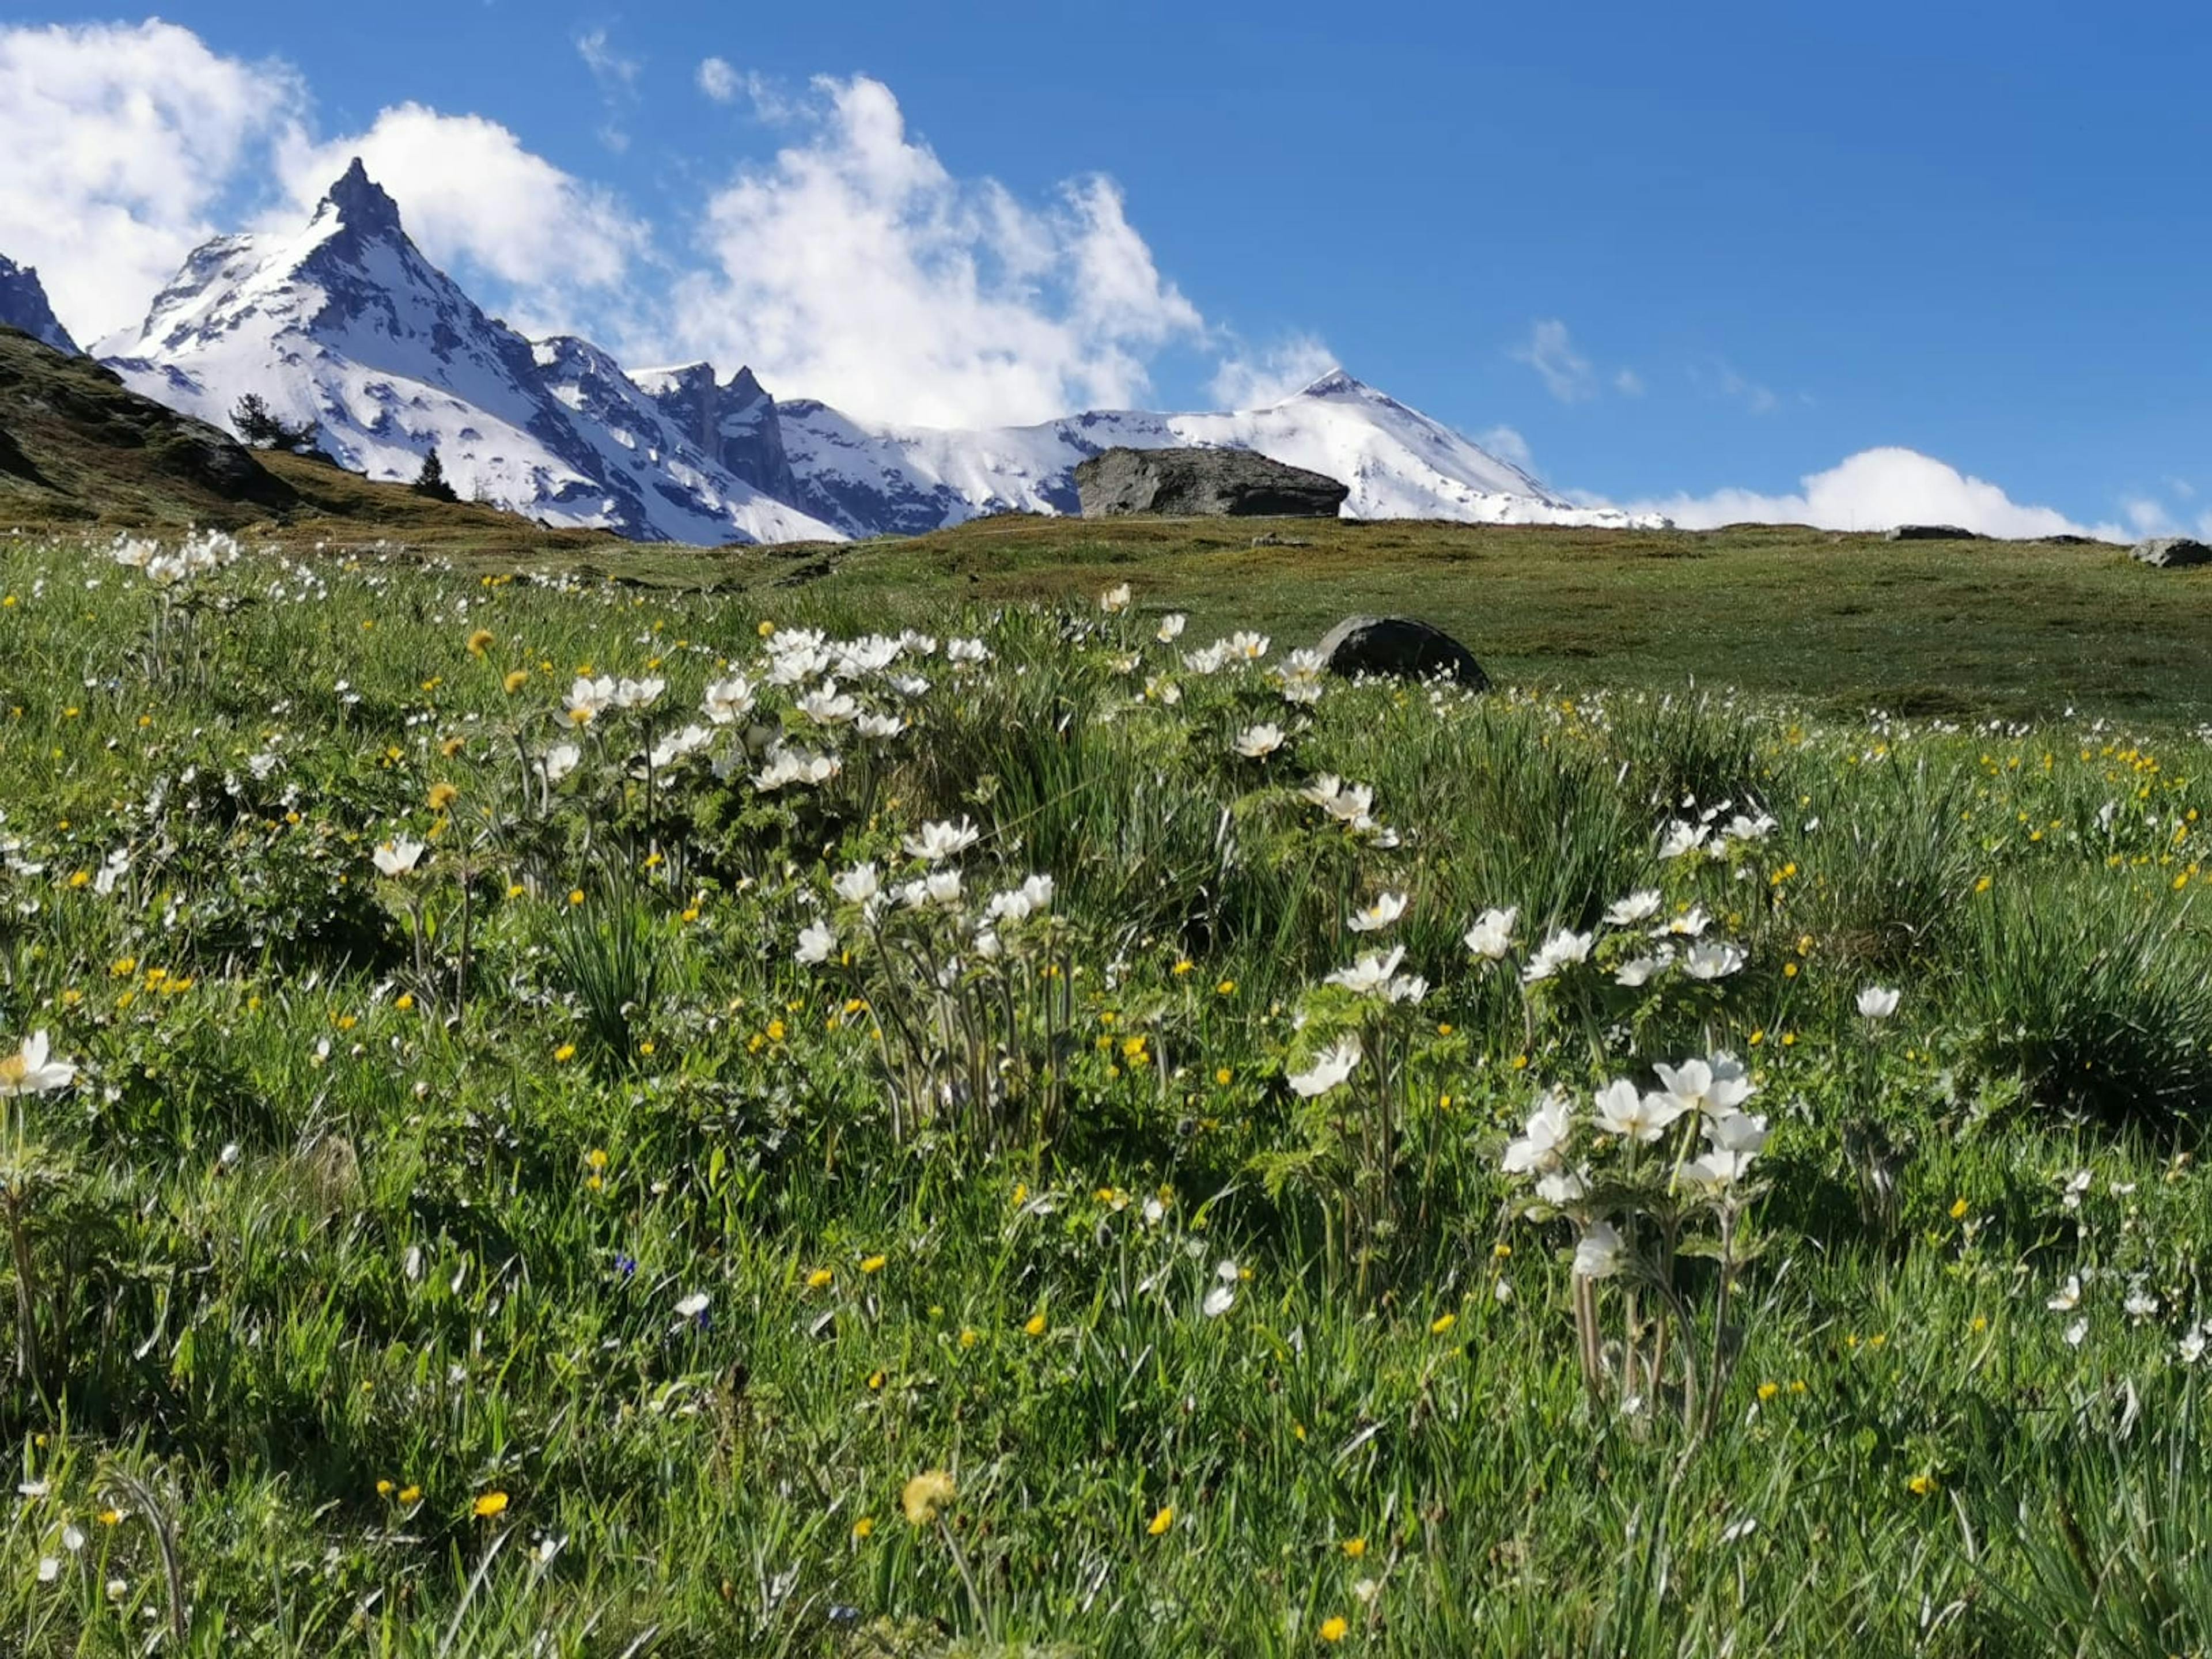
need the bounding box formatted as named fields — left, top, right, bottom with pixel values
left=0, top=326, right=620, bottom=554
left=431, top=512, right=2212, bottom=726
left=3, top=527, right=2212, bottom=1654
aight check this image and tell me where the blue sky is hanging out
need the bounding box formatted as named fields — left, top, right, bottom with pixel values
left=3, top=2, right=2208, bottom=534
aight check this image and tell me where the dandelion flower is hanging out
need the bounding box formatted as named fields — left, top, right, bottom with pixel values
left=1024, top=1311, right=1048, bottom=1336
left=473, top=1491, right=509, bottom=1519
left=902, top=1469, right=956, bottom=1526
left=1318, top=1615, right=1350, bottom=1643
left=1147, top=1505, right=1174, bottom=1535
left=466, top=628, right=495, bottom=657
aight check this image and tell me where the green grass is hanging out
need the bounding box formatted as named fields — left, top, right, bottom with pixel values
left=330, top=512, right=2212, bottom=728
left=2, top=529, right=2212, bottom=1656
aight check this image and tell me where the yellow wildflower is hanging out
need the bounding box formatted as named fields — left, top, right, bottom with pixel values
left=901, top=1469, right=956, bottom=1526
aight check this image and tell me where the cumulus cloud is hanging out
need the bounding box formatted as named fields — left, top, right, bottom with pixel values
left=1208, top=334, right=1337, bottom=408
left=1624, top=447, right=2121, bottom=540
left=1511, top=319, right=1599, bottom=403
left=0, top=18, right=654, bottom=349
left=275, top=106, right=650, bottom=330
left=671, top=74, right=1205, bottom=428
left=697, top=57, right=740, bottom=103
left=0, top=20, right=305, bottom=344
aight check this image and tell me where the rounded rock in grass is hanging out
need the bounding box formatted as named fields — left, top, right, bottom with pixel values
left=2130, top=537, right=2212, bottom=569
left=1314, top=615, right=1490, bottom=690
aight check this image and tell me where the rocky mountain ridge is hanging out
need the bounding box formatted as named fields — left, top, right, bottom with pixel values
left=45, top=160, right=1660, bottom=543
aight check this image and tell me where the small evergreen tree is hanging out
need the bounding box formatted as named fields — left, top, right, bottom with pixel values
left=231, top=393, right=321, bottom=453
left=411, top=446, right=459, bottom=503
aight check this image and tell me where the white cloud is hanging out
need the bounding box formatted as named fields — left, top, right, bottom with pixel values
left=1699, top=357, right=1779, bottom=415
left=1512, top=319, right=1596, bottom=403
left=575, top=29, right=639, bottom=93
left=0, top=20, right=305, bottom=343
left=698, top=57, right=740, bottom=103
left=574, top=29, right=641, bottom=154
left=1625, top=447, right=2122, bottom=540
left=1614, top=368, right=1645, bottom=397
left=274, top=106, right=652, bottom=334
left=671, top=75, right=1204, bottom=429
left=1208, top=334, right=1337, bottom=408
left=1476, top=425, right=1536, bottom=473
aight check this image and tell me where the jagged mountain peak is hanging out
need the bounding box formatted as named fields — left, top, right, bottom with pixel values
left=0, top=254, right=81, bottom=355
left=86, top=168, right=1655, bottom=543
left=1290, top=367, right=1363, bottom=400
left=320, top=157, right=404, bottom=241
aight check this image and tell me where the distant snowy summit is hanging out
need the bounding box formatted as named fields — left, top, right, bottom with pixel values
left=70, top=160, right=1657, bottom=544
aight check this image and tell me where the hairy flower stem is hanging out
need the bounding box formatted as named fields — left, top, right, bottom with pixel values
left=936, top=1517, right=992, bottom=1641
left=2, top=1186, right=41, bottom=1391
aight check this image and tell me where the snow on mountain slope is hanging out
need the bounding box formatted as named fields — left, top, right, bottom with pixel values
left=0, top=255, right=79, bottom=355
left=84, top=158, right=1643, bottom=544
left=97, top=162, right=842, bottom=545
left=534, top=338, right=842, bottom=546
left=773, top=370, right=1659, bottom=537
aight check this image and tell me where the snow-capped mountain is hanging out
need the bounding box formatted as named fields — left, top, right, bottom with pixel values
left=0, top=255, right=78, bottom=355
left=88, top=158, right=1650, bottom=543
left=97, top=162, right=842, bottom=545
left=769, top=370, right=1653, bottom=537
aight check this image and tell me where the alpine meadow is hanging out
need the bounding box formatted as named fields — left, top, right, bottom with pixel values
left=5, top=517, right=2212, bottom=1657
left=12, top=5, right=2212, bottom=1655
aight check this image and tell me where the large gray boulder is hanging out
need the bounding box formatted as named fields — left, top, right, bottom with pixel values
left=2132, top=537, right=2212, bottom=569
left=1884, top=524, right=1983, bottom=541
left=1074, top=446, right=1349, bottom=518
left=1316, top=615, right=1489, bottom=690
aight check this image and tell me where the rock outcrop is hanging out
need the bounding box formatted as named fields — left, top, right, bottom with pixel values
left=1074, top=446, right=1349, bottom=518
left=1884, top=524, right=1983, bottom=541
left=2131, top=537, right=2212, bottom=569
left=0, top=256, right=77, bottom=355
left=1315, top=615, right=1489, bottom=689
